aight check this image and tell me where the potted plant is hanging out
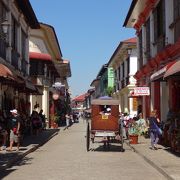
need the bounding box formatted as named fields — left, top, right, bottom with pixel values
left=128, top=121, right=141, bottom=144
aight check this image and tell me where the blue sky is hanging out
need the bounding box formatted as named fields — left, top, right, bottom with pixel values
left=30, top=0, right=135, bottom=97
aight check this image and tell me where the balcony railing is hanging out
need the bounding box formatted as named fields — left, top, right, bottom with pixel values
left=0, top=38, right=6, bottom=60
left=11, top=49, right=19, bottom=69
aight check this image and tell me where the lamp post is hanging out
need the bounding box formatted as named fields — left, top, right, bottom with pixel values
left=1, top=19, right=10, bottom=43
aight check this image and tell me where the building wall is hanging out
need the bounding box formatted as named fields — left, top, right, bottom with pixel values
left=135, top=0, right=178, bottom=120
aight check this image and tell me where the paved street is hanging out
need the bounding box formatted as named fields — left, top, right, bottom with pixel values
left=1, top=119, right=167, bottom=180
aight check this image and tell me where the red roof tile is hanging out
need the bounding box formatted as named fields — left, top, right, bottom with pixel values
left=72, top=93, right=88, bottom=102
left=123, top=37, right=137, bottom=43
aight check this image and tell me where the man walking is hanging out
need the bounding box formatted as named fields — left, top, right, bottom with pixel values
left=8, top=109, right=21, bottom=151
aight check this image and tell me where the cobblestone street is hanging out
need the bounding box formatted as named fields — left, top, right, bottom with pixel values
left=1, top=119, right=166, bottom=180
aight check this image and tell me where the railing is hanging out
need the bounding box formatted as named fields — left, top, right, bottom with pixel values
left=0, top=38, right=6, bottom=60
left=11, top=49, right=19, bottom=69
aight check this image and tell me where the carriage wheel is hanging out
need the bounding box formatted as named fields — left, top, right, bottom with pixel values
left=86, top=122, right=90, bottom=151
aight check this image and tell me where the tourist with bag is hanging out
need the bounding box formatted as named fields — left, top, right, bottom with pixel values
left=7, top=109, right=21, bottom=151
left=148, top=110, right=162, bottom=150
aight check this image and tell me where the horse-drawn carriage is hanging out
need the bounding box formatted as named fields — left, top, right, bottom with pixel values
left=86, top=97, right=123, bottom=151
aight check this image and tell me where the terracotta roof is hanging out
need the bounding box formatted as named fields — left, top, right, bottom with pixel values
left=0, top=64, right=14, bottom=80
left=72, top=93, right=88, bottom=102
left=107, top=37, right=137, bottom=66
left=123, top=37, right=137, bottom=43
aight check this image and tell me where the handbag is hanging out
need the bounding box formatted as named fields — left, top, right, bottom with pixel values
left=13, top=127, right=17, bottom=134
left=152, top=120, right=162, bottom=135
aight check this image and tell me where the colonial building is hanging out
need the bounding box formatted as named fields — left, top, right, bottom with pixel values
left=90, top=64, right=114, bottom=98
left=124, top=0, right=180, bottom=121
left=29, top=23, right=71, bottom=126
left=108, top=38, right=137, bottom=115
left=0, top=0, right=39, bottom=116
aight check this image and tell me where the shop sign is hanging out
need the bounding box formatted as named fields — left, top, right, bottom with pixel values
left=134, top=87, right=150, bottom=96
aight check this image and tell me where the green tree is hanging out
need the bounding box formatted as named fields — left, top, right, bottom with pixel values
left=106, top=86, right=113, bottom=97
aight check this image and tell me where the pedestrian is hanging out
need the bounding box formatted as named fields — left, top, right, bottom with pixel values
left=136, top=113, right=147, bottom=135
left=148, top=110, right=161, bottom=150
left=39, top=109, right=46, bottom=130
left=7, top=109, right=21, bottom=151
left=31, top=111, right=42, bottom=135
left=64, top=113, right=70, bottom=130
left=0, top=111, right=8, bottom=151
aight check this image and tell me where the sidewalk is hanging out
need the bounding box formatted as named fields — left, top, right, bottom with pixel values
left=0, top=129, right=59, bottom=170
left=126, top=136, right=180, bottom=180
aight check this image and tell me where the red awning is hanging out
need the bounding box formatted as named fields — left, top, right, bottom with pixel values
left=29, top=52, right=52, bottom=61
left=164, top=60, right=180, bottom=78
left=0, top=64, right=15, bottom=80
left=150, top=61, right=176, bottom=81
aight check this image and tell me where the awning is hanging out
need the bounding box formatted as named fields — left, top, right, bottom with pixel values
left=164, top=60, right=180, bottom=78
left=35, top=86, right=44, bottom=95
left=29, top=52, right=52, bottom=61
left=25, top=80, right=36, bottom=91
left=150, top=61, right=176, bottom=81
left=0, top=64, right=15, bottom=80
left=54, top=60, right=71, bottom=77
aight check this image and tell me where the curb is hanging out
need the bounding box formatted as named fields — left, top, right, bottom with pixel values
left=125, top=141, right=174, bottom=180
left=0, top=130, right=59, bottom=171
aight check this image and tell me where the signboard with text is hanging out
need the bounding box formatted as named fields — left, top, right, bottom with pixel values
left=134, top=87, right=150, bottom=96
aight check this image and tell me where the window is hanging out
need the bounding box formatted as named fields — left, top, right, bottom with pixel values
left=21, top=30, right=27, bottom=59
left=138, top=30, right=143, bottom=69
left=11, top=16, right=18, bottom=50
left=0, top=2, right=7, bottom=37
left=145, top=18, right=151, bottom=60
left=174, top=0, right=180, bottom=41
left=153, top=0, right=165, bottom=52
left=114, top=69, right=118, bottom=91
left=30, top=61, right=44, bottom=75
left=174, top=0, right=180, bottom=20
left=127, top=57, right=130, bottom=75
left=0, top=2, right=7, bottom=59
left=118, top=66, right=121, bottom=80
left=122, top=62, right=125, bottom=78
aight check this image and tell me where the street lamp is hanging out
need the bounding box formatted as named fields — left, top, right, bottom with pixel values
left=1, top=19, right=9, bottom=34
left=1, top=19, right=10, bottom=43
